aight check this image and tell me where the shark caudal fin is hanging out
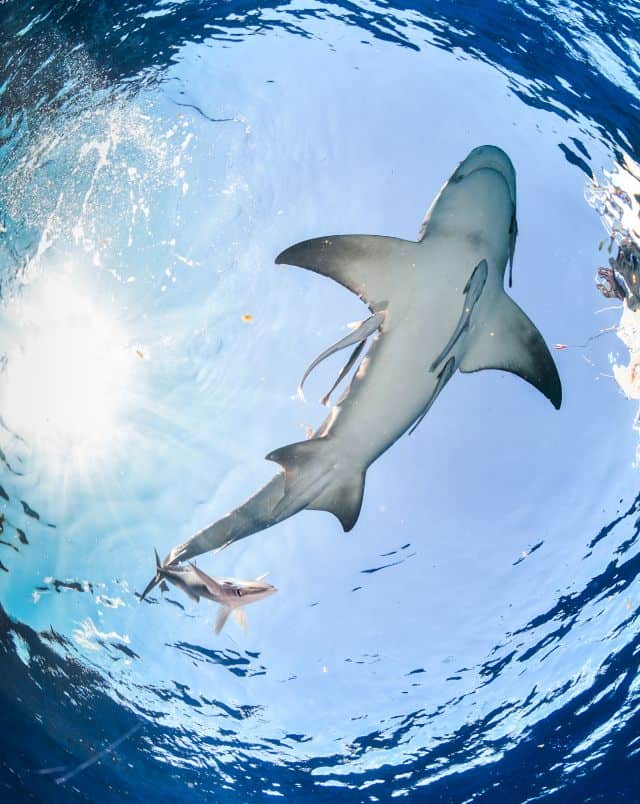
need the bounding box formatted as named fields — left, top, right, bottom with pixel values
left=266, top=439, right=365, bottom=532
left=460, top=291, right=562, bottom=408
left=140, top=549, right=164, bottom=601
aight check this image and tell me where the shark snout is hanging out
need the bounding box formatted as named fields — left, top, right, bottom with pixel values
left=455, top=145, right=516, bottom=204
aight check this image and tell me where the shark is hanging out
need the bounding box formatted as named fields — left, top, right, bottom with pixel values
left=143, top=144, right=561, bottom=590
left=141, top=550, right=276, bottom=633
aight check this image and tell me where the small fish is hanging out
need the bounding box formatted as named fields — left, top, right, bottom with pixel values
left=141, top=550, right=276, bottom=634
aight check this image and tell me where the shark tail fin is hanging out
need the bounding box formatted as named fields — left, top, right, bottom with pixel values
left=215, top=606, right=231, bottom=635
left=266, top=439, right=365, bottom=532
left=460, top=291, right=562, bottom=409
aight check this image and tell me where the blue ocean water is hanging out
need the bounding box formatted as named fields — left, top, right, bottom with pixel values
left=1, top=0, right=640, bottom=801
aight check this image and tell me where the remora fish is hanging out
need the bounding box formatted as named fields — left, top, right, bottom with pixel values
left=146, top=144, right=561, bottom=582
left=141, top=550, right=276, bottom=634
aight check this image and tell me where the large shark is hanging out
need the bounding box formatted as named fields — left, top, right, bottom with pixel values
left=144, top=144, right=561, bottom=587
left=141, top=550, right=276, bottom=633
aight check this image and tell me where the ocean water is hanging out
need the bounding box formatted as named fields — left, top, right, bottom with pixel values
left=1, top=1, right=640, bottom=801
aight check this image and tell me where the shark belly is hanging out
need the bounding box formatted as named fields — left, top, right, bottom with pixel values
left=323, top=327, right=447, bottom=465
left=143, top=145, right=563, bottom=590
left=321, top=249, right=486, bottom=464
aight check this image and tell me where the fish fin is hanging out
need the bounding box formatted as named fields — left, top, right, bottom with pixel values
left=298, top=312, right=384, bottom=401
left=255, top=572, right=269, bottom=582
left=276, top=235, right=417, bottom=308
left=140, top=549, right=163, bottom=601
left=215, top=606, right=231, bottom=635
left=266, top=439, right=365, bottom=531
left=188, top=562, right=224, bottom=595
left=459, top=292, right=561, bottom=409
left=234, top=608, right=248, bottom=632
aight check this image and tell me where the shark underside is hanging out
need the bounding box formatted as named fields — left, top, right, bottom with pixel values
left=144, top=144, right=562, bottom=601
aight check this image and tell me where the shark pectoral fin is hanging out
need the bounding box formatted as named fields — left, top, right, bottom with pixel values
left=459, top=293, right=562, bottom=409
left=233, top=608, right=248, bottom=633
left=298, top=312, right=384, bottom=401
left=215, top=606, right=231, bottom=635
left=276, top=235, right=417, bottom=307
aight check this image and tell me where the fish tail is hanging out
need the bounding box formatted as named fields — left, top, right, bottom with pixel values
left=140, top=548, right=163, bottom=601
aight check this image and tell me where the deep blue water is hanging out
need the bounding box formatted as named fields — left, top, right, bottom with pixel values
left=1, top=0, right=640, bottom=801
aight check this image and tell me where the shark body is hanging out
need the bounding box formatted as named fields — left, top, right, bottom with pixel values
left=141, top=550, right=276, bottom=633
left=146, top=144, right=561, bottom=582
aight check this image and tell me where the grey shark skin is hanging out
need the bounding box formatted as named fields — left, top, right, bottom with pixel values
left=150, top=145, right=561, bottom=578
left=141, top=550, right=276, bottom=634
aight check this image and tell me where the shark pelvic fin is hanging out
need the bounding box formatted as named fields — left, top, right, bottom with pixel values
left=276, top=234, right=417, bottom=308
left=215, top=606, right=231, bottom=635
left=298, top=312, right=385, bottom=402
left=266, top=439, right=365, bottom=532
left=459, top=292, right=562, bottom=409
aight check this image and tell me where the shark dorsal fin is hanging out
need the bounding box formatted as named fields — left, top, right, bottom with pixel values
left=460, top=291, right=561, bottom=408
left=275, top=235, right=417, bottom=308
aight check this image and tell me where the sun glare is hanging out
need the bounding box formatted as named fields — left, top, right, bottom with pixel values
left=1, top=272, right=135, bottom=471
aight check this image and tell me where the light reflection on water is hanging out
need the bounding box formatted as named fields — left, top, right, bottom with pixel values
left=0, top=0, right=640, bottom=801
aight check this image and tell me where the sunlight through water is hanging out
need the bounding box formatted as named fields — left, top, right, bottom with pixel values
left=0, top=269, right=136, bottom=472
